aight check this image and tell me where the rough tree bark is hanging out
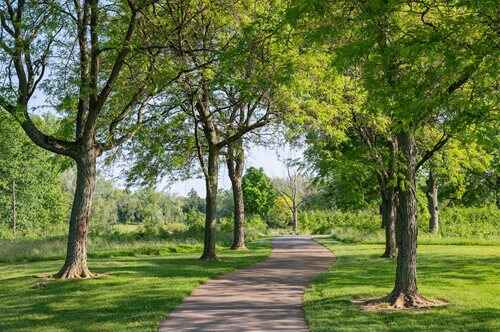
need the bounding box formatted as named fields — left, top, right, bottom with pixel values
left=201, top=143, right=219, bottom=261
left=55, top=144, right=99, bottom=279
left=381, top=186, right=397, bottom=258
left=388, top=131, right=428, bottom=307
left=426, top=170, right=439, bottom=234
left=226, top=139, right=246, bottom=250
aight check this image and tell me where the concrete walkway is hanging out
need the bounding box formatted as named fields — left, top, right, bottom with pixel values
left=159, top=236, right=335, bottom=332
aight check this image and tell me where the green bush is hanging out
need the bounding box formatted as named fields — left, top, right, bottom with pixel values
left=299, top=209, right=379, bottom=235
left=438, top=207, right=500, bottom=238
left=299, top=207, right=500, bottom=242
left=245, top=215, right=269, bottom=241
left=184, top=209, right=206, bottom=235
left=265, top=195, right=292, bottom=228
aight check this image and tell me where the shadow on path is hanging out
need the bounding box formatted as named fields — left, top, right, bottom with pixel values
left=159, top=237, right=336, bottom=332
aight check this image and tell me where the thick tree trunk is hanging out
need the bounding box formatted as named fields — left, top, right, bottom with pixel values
left=11, top=180, right=16, bottom=234
left=227, top=140, right=246, bottom=250
left=426, top=170, right=439, bottom=234
left=381, top=187, right=397, bottom=258
left=201, top=144, right=219, bottom=261
left=54, top=147, right=97, bottom=279
left=388, top=131, right=427, bottom=307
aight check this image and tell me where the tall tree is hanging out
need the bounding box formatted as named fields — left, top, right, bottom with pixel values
left=0, top=0, right=177, bottom=278
left=126, top=0, right=288, bottom=260
left=289, top=0, right=497, bottom=307
left=363, top=2, right=494, bottom=308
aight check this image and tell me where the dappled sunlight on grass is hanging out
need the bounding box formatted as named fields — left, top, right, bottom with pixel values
left=0, top=242, right=271, bottom=332
left=304, top=243, right=500, bottom=332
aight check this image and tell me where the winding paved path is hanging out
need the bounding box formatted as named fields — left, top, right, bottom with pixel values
left=159, top=236, right=335, bottom=332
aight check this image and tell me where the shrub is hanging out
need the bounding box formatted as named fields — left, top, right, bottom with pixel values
left=265, top=196, right=291, bottom=228
left=245, top=215, right=269, bottom=241
left=299, top=207, right=500, bottom=242
left=299, top=209, right=379, bottom=235
left=438, top=207, right=500, bottom=238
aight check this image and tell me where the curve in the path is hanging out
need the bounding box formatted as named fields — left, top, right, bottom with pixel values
left=159, top=236, right=335, bottom=332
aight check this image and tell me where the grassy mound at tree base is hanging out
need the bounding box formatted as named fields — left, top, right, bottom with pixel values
left=304, top=241, right=500, bottom=332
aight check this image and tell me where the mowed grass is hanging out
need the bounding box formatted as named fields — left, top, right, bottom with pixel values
left=304, top=241, right=500, bottom=332
left=0, top=241, right=271, bottom=332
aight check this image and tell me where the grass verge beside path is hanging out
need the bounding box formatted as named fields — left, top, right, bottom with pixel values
left=304, top=240, right=500, bottom=332
left=0, top=241, right=271, bottom=332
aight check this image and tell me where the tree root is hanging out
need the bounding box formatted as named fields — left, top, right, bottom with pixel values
left=53, top=264, right=94, bottom=280
left=352, top=292, right=447, bottom=311
left=388, top=291, right=442, bottom=308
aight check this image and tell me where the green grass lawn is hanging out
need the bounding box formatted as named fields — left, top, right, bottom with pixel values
left=304, top=241, right=500, bottom=332
left=0, top=242, right=271, bottom=332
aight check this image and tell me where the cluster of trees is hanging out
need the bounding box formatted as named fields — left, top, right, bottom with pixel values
left=0, top=0, right=497, bottom=309
left=288, top=0, right=498, bottom=307
left=0, top=113, right=70, bottom=236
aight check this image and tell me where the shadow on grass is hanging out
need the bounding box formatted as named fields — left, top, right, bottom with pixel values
left=305, top=244, right=500, bottom=332
left=0, top=244, right=270, bottom=332
left=306, top=296, right=500, bottom=332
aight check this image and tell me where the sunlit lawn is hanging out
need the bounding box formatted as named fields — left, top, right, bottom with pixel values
left=0, top=242, right=271, bottom=332
left=304, top=241, right=500, bottom=332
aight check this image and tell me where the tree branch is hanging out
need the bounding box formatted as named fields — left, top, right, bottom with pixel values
left=416, top=133, right=450, bottom=171
left=0, top=96, right=75, bottom=156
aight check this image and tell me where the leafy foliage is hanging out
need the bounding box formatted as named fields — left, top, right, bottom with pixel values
left=0, top=114, right=69, bottom=238
left=242, top=167, right=277, bottom=219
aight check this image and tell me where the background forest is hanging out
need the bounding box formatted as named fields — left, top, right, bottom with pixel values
left=1, top=109, right=498, bottom=260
